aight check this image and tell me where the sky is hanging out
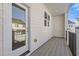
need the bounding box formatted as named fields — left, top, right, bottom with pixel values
left=12, top=5, right=26, bottom=22
left=68, top=3, right=79, bottom=22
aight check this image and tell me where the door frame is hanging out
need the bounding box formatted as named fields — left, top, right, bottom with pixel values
left=64, top=13, right=69, bottom=45
left=3, top=3, right=30, bottom=56
left=0, top=3, right=3, bottom=56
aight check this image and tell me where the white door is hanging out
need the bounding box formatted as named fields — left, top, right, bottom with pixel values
left=3, top=3, right=29, bottom=56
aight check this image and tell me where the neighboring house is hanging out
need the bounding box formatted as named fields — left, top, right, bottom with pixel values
left=12, top=18, right=26, bottom=31
left=75, top=18, right=79, bottom=27
left=68, top=20, right=75, bottom=33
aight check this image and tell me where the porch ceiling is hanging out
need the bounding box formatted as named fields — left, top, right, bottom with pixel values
left=44, top=3, right=70, bottom=16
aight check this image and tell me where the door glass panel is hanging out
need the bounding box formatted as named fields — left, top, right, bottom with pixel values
left=12, top=4, right=26, bottom=50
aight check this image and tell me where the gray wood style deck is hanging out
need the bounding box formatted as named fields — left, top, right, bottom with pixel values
left=30, top=37, right=72, bottom=56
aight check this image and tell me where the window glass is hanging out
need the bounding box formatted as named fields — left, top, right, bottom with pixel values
left=12, top=4, right=26, bottom=50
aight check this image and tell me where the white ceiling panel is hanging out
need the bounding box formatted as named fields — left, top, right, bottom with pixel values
left=44, top=3, right=70, bottom=16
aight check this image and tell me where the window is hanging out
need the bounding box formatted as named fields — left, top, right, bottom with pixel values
left=12, top=4, right=26, bottom=50
left=48, top=15, right=50, bottom=27
left=44, top=11, right=47, bottom=19
left=48, top=15, right=50, bottom=21
left=44, top=11, right=50, bottom=27
left=48, top=21, right=49, bottom=27
left=44, top=20, right=47, bottom=26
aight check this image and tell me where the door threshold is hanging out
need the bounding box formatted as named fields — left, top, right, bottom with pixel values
left=20, top=50, right=30, bottom=56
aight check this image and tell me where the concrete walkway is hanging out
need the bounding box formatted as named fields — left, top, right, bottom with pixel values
left=30, top=37, right=72, bottom=56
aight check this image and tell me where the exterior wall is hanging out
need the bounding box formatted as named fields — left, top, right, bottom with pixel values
left=0, top=3, right=3, bottom=56
left=53, top=14, right=65, bottom=37
left=75, top=19, right=79, bottom=27
left=2, top=3, right=54, bottom=55
left=26, top=3, right=53, bottom=54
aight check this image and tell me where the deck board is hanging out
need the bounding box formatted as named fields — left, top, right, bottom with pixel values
left=30, top=38, right=72, bottom=56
